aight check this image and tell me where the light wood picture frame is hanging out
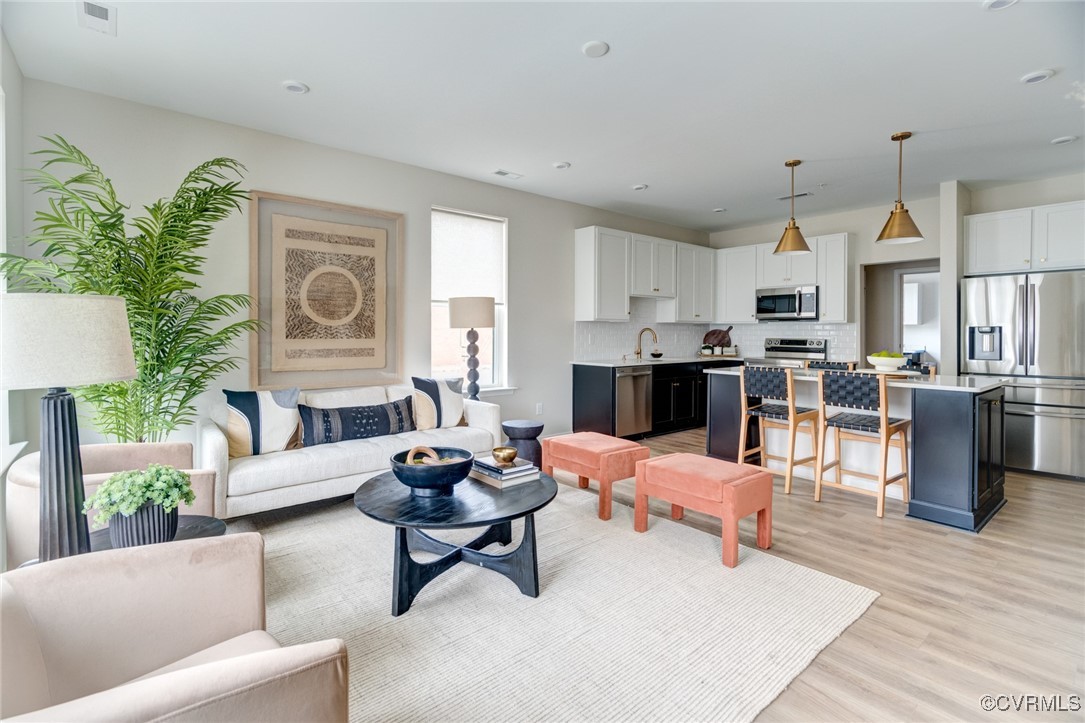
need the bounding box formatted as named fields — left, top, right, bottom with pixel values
left=249, top=191, right=404, bottom=390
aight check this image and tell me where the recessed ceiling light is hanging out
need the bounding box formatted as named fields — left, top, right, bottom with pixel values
left=493, top=169, right=523, bottom=180
left=553, top=161, right=572, bottom=170
left=713, top=208, right=727, bottom=213
left=582, top=41, right=610, bottom=59
left=1051, top=136, right=1079, bottom=145
left=282, top=80, right=310, bottom=94
left=1020, top=69, right=1055, bottom=85
left=632, top=184, right=648, bottom=191
left=982, top=0, right=1018, bottom=9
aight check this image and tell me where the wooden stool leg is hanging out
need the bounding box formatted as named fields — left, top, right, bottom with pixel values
left=876, top=434, right=889, bottom=518
left=784, top=420, right=798, bottom=495
left=814, top=421, right=827, bottom=502
left=898, top=430, right=910, bottom=503
left=670, top=504, right=684, bottom=520
left=757, top=417, right=766, bottom=467
left=757, top=505, right=772, bottom=550
left=598, top=479, right=613, bottom=521
left=721, top=514, right=740, bottom=568
left=834, top=428, right=843, bottom=484
left=578, top=475, right=590, bottom=489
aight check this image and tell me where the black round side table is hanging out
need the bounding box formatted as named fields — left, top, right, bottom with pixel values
left=502, top=419, right=544, bottom=468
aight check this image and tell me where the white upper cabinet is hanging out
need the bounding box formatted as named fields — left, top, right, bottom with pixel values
left=630, top=235, right=677, bottom=297
left=657, top=244, right=714, bottom=323
left=964, top=209, right=1033, bottom=275
left=964, top=201, right=1084, bottom=276
left=756, top=239, right=819, bottom=287
left=814, top=233, right=848, bottom=322
left=574, top=226, right=630, bottom=322
left=1032, top=201, right=1085, bottom=272
left=714, top=245, right=758, bottom=324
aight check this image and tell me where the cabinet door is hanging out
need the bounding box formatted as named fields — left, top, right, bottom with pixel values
left=655, top=240, right=677, bottom=297
left=964, top=209, right=1033, bottom=276
left=674, top=244, right=698, bottom=321
left=715, top=246, right=758, bottom=323
left=975, top=391, right=1005, bottom=510
left=672, top=377, right=698, bottom=427
left=693, top=246, right=715, bottom=321
left=1032, top=201, right=1085, bottom=271
left=629, top=235, right=655, bottom=296
left=815, top=233, right=848, bottom=322
left=651, top=376, right=675, bottom=428
left=788, top=238, right=818, bottom=285
left=757, top=243, right=789, bottom=288
left=596, top=229, right=631, bottom=321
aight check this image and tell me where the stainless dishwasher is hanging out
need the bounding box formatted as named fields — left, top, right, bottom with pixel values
left=614, top=366, right=652, bottom=437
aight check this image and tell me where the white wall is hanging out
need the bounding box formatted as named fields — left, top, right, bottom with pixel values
left=16, top=79, right=708, bottom=447
left=969, top=172, right=1085, bottom=214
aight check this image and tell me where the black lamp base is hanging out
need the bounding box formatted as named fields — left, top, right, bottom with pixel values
left=38, top=387, right=90, bottom=561
left=465, top=328, right=481, bottom=401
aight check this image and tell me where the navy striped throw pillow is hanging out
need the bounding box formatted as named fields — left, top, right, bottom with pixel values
left=299, top=396, right=416, bottom=447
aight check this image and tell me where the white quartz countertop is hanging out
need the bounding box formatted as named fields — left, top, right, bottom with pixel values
left=572, top=357, right=744, bottom=368
left=703, top=367, right=1006, bottom=393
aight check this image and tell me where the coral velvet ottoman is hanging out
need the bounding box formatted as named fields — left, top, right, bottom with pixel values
left=541, top=432, right=650, bottom=521
left=634, top=453, right=773, bottom=567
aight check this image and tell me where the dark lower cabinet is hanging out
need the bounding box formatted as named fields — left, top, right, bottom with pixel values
left=909, top=387, right=1006, bottom=532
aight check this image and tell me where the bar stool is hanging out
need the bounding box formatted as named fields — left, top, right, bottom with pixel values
left=737, top=366, right=819, bottom=495
left=806, top=360, right=856, bottom=371
left=814, top=371, right=910, bottom=518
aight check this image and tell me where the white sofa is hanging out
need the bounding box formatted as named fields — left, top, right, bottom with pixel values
left=199, top=383, right=502, bottom=519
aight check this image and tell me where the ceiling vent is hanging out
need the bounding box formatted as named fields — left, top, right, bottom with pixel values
left=492, top=169, right=523, bottom=180
left=77, top=2, right=117, bottom=36
left=776, top=191, right=813, bottom=201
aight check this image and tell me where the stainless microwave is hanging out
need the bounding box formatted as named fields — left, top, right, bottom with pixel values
left=755, top=285, right=819, bottom=321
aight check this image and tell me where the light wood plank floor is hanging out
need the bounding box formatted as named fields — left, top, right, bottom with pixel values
left=559, top=428, right=1085, bottom=722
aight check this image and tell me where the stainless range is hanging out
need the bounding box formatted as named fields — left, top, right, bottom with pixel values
left=744, top=338, right=827, bottom=369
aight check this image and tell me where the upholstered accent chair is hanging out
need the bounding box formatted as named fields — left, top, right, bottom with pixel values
left=5, top=442, right=216, bottom=569
left=0, top=533, right=348, bottom=722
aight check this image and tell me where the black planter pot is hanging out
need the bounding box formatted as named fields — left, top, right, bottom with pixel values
left=108, top=502, right=179, bottom=548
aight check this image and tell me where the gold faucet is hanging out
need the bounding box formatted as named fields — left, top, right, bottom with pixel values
left=634, top=327, right=659, bottom=360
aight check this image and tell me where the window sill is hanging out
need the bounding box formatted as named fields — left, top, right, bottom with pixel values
left=476, top=386, right=518, bottom=398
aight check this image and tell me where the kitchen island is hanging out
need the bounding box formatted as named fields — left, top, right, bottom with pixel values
left=705, top=368, right=1007, bottom=532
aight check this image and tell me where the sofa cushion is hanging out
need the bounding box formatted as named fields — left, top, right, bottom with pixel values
left=412, top=377, right=464, bottom=430
left=223, top=388, right=301, bottom=458
left=301, top=386, right=388, bottom=408
left=227, top=426, right=493, bottom=497
left=298, top=397, right=415, bottom=446
left=128, top=631, right=281, bottom=684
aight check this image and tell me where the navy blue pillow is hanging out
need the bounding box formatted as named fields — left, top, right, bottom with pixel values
left=299, top=396, right=415, bottom=447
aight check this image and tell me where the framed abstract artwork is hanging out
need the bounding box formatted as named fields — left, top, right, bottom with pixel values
left=249, top=191, right=404, bottom=390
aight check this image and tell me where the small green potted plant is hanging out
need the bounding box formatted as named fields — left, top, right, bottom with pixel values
left=83, top=464, right=196, bottom=548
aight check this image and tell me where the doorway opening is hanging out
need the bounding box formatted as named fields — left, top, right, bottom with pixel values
left=861, top=260, right=940, bottom=366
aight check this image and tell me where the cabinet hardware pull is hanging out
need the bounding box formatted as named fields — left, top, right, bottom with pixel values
left=1040, top=258, right=1046, bottom=263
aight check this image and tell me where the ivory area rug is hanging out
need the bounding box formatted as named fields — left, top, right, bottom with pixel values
left=231, top=485, right=878, bottom=722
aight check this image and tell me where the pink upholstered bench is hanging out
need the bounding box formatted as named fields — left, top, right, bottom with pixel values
left=541, top=432, right=650, bottom=521
left=634, top=453, right=773, bottom=568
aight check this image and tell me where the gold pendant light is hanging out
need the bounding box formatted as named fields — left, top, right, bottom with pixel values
left=876, top=131, right=924, bottom=244
left=774, top=159, right=811, bottom=255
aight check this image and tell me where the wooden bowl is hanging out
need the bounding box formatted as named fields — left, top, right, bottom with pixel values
left=390, top=447, right=474, bottom=497
left=492, top=446, right=518, bottom=464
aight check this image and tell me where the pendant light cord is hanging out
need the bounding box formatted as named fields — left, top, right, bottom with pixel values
left=790, top=164, right=796, bottom=221
left=896, top=138, right=903, bottom=204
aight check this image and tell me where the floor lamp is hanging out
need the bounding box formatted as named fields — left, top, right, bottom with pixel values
left=1, top=294, right=136, bottom=562
left=448, top=296, right=495, bottom=401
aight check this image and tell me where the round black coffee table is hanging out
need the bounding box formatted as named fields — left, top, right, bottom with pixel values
left=89, top=515, right=227, bottom=552
left=355, top=471, right=558, bottom=616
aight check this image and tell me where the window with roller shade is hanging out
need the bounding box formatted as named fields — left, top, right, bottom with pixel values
left=430, top=208, right=508, bottom=388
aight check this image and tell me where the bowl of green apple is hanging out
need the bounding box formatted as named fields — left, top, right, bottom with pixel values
left=866, top=351, right=907, bottom=372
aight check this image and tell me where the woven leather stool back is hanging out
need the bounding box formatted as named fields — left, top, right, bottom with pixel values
left=808, top=361, right=853, bottom=371
left=821, top=371, right=880, bottom=411
left=742, top=366, right=789, bottom=401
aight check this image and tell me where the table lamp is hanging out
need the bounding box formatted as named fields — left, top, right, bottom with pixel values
left=448, top=296, right=495, bottom=401
left=1, top=293, right=136, bottom=561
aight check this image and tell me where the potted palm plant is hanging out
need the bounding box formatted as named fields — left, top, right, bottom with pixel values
left=83, top=464, right=195, bottom=547
left=0, top=135, right=260, bottom=442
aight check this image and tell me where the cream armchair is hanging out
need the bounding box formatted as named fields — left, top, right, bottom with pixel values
left=5, top=442, right=217, bottom=569
left=0, top=532, right=348, bottom=721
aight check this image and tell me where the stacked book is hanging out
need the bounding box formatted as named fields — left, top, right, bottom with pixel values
left=469, top=454, right=540, bottom=489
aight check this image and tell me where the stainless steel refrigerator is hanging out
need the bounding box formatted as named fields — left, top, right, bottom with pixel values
left=961, top=270, right=1085, bottom=479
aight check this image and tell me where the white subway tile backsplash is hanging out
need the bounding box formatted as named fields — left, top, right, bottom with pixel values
left=573, top=298, right=859, bottom=362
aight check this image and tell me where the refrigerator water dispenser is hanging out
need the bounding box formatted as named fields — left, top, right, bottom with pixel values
left=968, top=326, right=1002, bottom=361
